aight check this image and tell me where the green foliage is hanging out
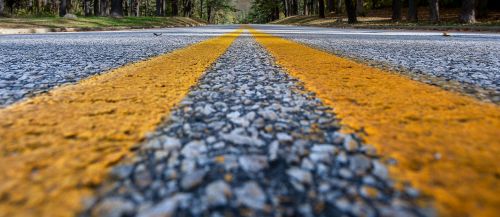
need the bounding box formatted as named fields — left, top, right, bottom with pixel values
left=246, top=0, right=279, bottom=23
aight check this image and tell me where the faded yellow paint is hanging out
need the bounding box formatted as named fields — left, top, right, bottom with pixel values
left=250, top=29, right=500, bottom=217
left=0, top=30, right=241, bottom=217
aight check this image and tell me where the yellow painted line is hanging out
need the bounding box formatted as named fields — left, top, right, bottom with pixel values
left=250, top=28, right=500, bottom=217
left=0, top=30, right=241, bottom=217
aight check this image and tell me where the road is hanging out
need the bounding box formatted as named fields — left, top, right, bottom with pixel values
left=0, top=25, right=499, bottom=217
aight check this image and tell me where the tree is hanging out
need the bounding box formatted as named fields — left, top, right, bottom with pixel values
left=94, top=0, right=99, bottom=15
left=428, top=0, right=439, bottom=22
left=356, top=0, right=364, bottom=16
left=156, top=0, right=162, bottom=15
left=0, top=0, right=4, bottom=17
left=59, top=0, right=67, bottom=16
left=459, top=0, right=475, bottom=23
left=318, top=0, right=325, bottom=18
left=172, top=0, right=179, bottom=15
left=408, top=0, right=418, bottom=21
left=327, top=0, right=334, bottom=12
left=476, top=0, right=488, bottom=18
left=84, top=0, right=92, bottom=16
left=100, top=0, right=109, bottom=16
left=110, top=0, right=123, bottom=17
left=392, top=0, right=401, bottom=20
left=336, top=0, right=342, bottom=14
left=344, top=0, right=356, bottom=23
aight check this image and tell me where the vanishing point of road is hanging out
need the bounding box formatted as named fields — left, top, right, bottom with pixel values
left=0, top=25, right=499, bottom=217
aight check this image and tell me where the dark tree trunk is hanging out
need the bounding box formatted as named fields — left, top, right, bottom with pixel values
left=283, top=0, right=288, bottom=16
left=94, top=0, right=99, bottom=16
left=0, top=0, right=4, bottom=16
left=344, top=0, right=356, bottom=23
left=476, top=0, right=488, bottom=18
left=206, top=5, right=211, bottom=22
left=327, top=0, right=334, bottom=12
left=302, top=0, right=309, bottom=15
left=110, top=0, right=123, bottom=17
left=292, top=0, right=298, bottom=15
left=428, top=0, right=439, bottom=22
left=135, top=0, right=140, bottom=16
left=459, top=0, right=475, bottom=23
left=100, top=0, right=109, bottom=16
left=408, top=0, right=418, bottom=21
left=59, top=0, right=67, bottom=16
left=171, top=0, right=178, bottom=16
left=356, top=0, right=363, bottom=16
left=199, top=0, right=203, bottom=17
left=371, top=0, right=378, bottom=9
left=84, top=0, right=91, bottom=15
left=336, top=0, right=343, bottom=14
left=156, top=0, right=161, bottom=15
left=318, top=0, right=325, bottom=17
left=392, top=0, right=401, bottom=20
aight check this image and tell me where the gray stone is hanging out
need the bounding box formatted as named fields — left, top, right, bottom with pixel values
left=180, top=169, right=206, bottom=190
left=91, top=198, right=135, bottom=217
left=205, top=180, right=232, bottom=207
left=287, top=167, right=313, bottom=184
left=238, top=155, right=269, bottom=172
left=181, top=140, right=207, bottom=158
left=236, top=181, right=267, bottom=210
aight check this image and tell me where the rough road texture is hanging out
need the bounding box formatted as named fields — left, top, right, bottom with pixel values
left=0, top=32, right=238, bottom=217
left=0, top=27, right=227, bottom=107
left=85, top=34, right=430, bottom=217
left=256, top=25, right=500, bottom=102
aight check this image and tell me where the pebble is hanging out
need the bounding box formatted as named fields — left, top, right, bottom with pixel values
left=235, top=181, right=267, bottom=210
left=205, top=180, right=232, bottom=207
left=180, top=170, right=206, bottom=190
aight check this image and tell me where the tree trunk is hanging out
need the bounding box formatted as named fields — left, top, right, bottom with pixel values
left=292, top=0, right=298, bottom=15
left=135, top=0, right=140, bottom=16
left=110, top=0, right=123, bottom=17
left=459, top=0, right=475, bottom=23
left=100, top=0, right=108, bottom=16
left=408, top=0, right=418, bottom=21
left=156, top=0, right=161, bottom=15
left=94, top=0, right=99, bottom=16
left=327, top=0, right=334, bottom=12
left=392, top=0, right=401, bottom=20
left=283, top=0, right=289, bottom=16
left=84, top=0, right=91, bottom=15
left=476, top=0, right=487, bottom=18
left=302, top=0, right=309, bottom=15
left=59, top=0, right=67, bottom=16
left=206, top=5, right=211, bottom=22
left=318, top=0, right=325, bottom=17
left=371, top=0, right=378, bottom=9
left=336, top=0, right=343, bottom=14
left=199, top=0, right=203, bottom=17
left=0, top=0, right=4, bottom=16
left=171, top=0, right=178, bottom=16
left=344, top=0, right=356, bottom=23
left=428, top=0, right=439, bottom=22
left=356, top=0, right=363, bottom=16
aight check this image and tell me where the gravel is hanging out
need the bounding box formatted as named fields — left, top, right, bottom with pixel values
left=83, top=33, right=431, bottom=217
left=0, top=26, right=235, bottom=107
left=255, top=25, right=500, bottom=101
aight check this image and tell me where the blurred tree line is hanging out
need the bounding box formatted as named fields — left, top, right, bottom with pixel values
left=0, top=0, right=238, bottom=23
left=246, top=0, right=499, bottom=24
